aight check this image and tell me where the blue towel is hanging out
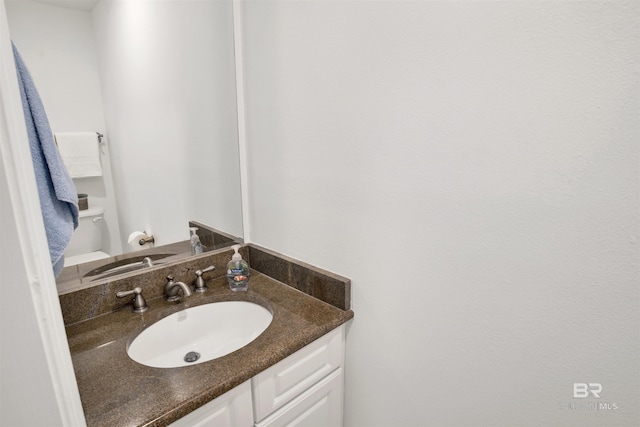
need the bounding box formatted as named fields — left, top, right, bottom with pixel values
left=12, top=42, right=79, bottom=277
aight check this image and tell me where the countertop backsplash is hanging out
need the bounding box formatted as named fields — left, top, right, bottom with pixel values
left=59, top=244, right=351, bottom=326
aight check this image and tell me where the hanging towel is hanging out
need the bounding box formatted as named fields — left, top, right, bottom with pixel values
left=55, top=132, right=103, bottom=178
left=12, top=42, right=79, bottom=278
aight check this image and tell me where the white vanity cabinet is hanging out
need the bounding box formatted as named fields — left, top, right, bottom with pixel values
left=170, top=325, right=345, bottom=427
left=254, top=368, right=343, bottom=427
left=252, top=325, right=345, bottom=427
left=169, top=380, right=254, bottom=427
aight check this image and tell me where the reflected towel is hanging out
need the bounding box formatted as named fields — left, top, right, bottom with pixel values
left=12, top=42, right=79, bottom=277
left=55, top=132, right=103, bottom=178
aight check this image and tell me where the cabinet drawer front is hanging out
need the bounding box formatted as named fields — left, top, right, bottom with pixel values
left=169, top=380, right=253, bottom=427
left=252, top=325, right=344, bottom=422
left=255, top=368, right=343, bottom=427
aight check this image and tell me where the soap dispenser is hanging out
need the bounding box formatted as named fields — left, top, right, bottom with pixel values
left=189, top=227, right=203, bottom=255
left=226, top=244, right=250, bottom=292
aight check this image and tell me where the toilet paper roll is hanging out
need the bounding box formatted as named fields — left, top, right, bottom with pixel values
left=128, top=231, right=152, bottom=249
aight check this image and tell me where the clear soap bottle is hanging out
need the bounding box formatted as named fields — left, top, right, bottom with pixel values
left=226, top=244, right=250, bottom=291
left=189, top=227, right=203, bottom=255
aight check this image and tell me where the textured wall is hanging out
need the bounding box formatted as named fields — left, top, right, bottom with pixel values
left=240, top=1, right=639, bottom=425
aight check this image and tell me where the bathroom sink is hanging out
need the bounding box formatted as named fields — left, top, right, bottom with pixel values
left=127, top=301, right=273, bottom=368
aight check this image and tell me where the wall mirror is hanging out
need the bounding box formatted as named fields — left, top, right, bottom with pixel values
left=6, top=0, right=243, bottom=292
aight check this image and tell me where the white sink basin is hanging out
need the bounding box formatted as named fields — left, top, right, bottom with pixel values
left=127, top=301, right=272, bottom=368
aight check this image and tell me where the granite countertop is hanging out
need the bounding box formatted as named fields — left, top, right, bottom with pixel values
left=66, top=271, right=354, bottom=427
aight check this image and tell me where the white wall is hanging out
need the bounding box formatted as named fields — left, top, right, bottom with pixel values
left=5, top=0, right=123, bottom=256
left=92, top=0, right=243, bottom=250
left=240, top=1, right=639, bottom=426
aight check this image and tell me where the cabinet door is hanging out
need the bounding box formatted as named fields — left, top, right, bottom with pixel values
left=252, top=326, right=344, bottom=422
left=169, top=380, right=253, bottom=427
left=256, top=368, right=343, bottom=427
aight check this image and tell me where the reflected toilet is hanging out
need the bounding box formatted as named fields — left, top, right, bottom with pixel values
left=64, top=206, right=110, bottom=267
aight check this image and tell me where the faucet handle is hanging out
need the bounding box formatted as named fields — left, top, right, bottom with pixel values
left=116, top=287, right=148, bottom=313
left=197, top=265, right=215, bottom=275
left=194, top=265, right=215, bottom=292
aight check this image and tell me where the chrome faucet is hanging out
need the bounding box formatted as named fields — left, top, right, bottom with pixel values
left=164, top=275, right=192, bottom=302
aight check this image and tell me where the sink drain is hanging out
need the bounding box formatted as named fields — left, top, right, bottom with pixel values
left=184, top=351, right=201, bottom=363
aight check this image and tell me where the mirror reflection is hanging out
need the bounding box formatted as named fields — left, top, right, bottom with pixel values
left=6, top=0, right=243, bottom=290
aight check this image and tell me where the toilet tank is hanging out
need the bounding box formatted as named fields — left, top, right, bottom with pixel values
left=64, top=206, right=105, bottom=258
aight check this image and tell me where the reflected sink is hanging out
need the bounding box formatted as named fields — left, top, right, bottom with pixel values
left=84, top=254, right=174, bottom=279
left=127, top=302, right=273, bottom=368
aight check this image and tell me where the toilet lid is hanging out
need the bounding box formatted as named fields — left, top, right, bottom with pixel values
left=78, top=206, right=104, bottom=218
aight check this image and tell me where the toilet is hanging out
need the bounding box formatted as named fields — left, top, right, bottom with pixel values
left=64, top=206, right=111, bottom=267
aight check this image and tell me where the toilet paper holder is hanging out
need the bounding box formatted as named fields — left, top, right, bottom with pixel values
left=138, top=234, right=155, bottom=246
left=128, top=231, right=155, bottom=247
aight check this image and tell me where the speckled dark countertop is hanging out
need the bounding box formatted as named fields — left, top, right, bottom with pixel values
left=65, top=262, right=353, bottom=427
